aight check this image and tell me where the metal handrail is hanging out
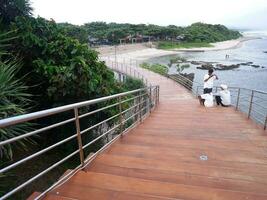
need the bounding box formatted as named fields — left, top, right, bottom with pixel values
left=0, top=85, right=160, bottom=200
left=0, top=88, right=147, bottom=128
left=101, top=57, right=150, bottom=87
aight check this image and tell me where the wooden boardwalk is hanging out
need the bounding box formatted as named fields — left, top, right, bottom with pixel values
left=39, top=68, right=267, bottom=199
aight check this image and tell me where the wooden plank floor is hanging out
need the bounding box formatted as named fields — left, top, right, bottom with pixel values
left=44, top=66, right=267, bottom=200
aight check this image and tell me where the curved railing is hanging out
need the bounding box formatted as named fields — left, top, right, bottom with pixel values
left=168, top=73, right=267, bottom=130
left=0, top=86, right=159, bottom=200
left=101, top=57, right=150, bottom=86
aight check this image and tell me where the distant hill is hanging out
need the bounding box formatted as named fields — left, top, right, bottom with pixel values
left=58, top=22, right=242, bottom=44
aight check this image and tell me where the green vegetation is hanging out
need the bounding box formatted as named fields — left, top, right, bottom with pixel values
left=170, top=56, right=187, bottom=64
left=176, top=64, right=190, bottom=73
left=141, top=58, right=190, bottom=76
left=158, top=41, right=213, bottom=49
left=0, top=1, right=147, bottom=198
left=0, top=31, right=35, bottom=160
left=0, top=1, right=241, bottom=198
left=140, top=63, right=168, bottom=76
left=56, top=22, right=242, bottom=45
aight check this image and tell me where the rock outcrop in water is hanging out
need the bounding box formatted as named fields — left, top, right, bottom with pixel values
left=196, top=63, right=240, bottom=70
left=190, top=60, right=262, bottom=70
left=251, top=64, right=260, bottom=68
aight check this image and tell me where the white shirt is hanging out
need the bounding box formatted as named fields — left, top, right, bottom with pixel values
left=201, top=93, right=214, bottom=107
left=219, top=90, right=231, bottom=106
left=203, top=74, right=216, bottom=89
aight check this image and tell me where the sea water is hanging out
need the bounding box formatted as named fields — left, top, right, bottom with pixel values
left=147, top=31, right=267, bottom=92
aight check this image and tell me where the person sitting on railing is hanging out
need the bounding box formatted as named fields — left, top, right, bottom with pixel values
left=203, top=69, right=218, bottom=94
left=214, top=84, right=231, bottom=107
left=198, top=92, right=214, bottom=107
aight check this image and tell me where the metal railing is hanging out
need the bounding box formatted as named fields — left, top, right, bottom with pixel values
left=0, top=86, right=160, bottom=200
left=101, top=57, right=150, bottom=86
left=168, top=73, right=267, bottom=130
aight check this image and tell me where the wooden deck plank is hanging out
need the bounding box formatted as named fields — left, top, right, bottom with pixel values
left=92, top=154, right=267, bottom=184
left=87, top=162, right=267, bottom=195
left=56, top=171, right=267, bottom=200
left=43, top=65, right=267, bottom=199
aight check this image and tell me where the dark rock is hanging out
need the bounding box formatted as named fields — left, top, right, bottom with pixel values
left=190, top=60, right=217, bottom=65
left=240, top=62, right=253, bottom=66
left=214, top=64, right=240, bottom=70
left=200, top=64, right=213, bottom=69
left=191, top=61, right=203, bottom=65
left=251, top=64, right=260, bottom=68
left=263, top=51, right=267, bottom=53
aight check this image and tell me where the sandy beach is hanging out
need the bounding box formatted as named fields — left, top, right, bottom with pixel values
left=99, top=36, right=260, bottom=61
left=173, top=36, right=260, bottom=52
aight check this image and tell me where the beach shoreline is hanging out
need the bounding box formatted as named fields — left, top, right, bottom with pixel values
left=99, top=36, right=261, bottom=61
left=172, top=36, right=261, bottom=52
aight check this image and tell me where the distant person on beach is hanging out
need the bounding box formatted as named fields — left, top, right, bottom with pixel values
left=198, top=93, right=214, bottom=107
left=214, top=84, right=231, bottom=106
left=203, top=68, right=218, bottom=94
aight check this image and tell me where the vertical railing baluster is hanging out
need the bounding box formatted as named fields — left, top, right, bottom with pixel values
left=264, top=115, right=267, bottom=130
left=74, top=108, right=85, bottom=166
left=154, top=87, right=157, bottom=106
left=139, top=90, right=142, bottom=122
left=118, top=96, right=123, bottom=135
left=158, top=86, right=160, bottom=105
left=236, top=88, right=241, bottom=110
left=149, top=87, right=152, bottom=113
left=146, top=90, right=149, bottom=114
left=248, top=90, right=254, bottom=118
left=196, top=86, right=199, bottom=97
left=156, top=86, right=159, bottom=106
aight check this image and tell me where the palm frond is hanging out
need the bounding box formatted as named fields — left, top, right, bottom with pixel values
left=0, top=30, right=35, bottom=160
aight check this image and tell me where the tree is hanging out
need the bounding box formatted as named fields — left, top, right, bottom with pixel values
left=0, top=0, right=33, bottom=26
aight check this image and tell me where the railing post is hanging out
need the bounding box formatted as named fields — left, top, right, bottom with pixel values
left=139, top=90, right=142, bottom=122
left=74, top=108, right=85, bottom=166
left=118, top=96, right=123, bottom=135
left=264, top=115, right=267, bottom=130
left=156, top=86, right=160, bottom=105
left=196, top=86, right=199, bottom=97
left=236, top=88, right=241, bottom=110
left=149, top=87, right=152, bottom=113
left=248, top=90, right=254, bottom=118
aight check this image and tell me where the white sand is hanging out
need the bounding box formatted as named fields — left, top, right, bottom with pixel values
left=173, top=37, right=259, bottom=52
left=99, top=37, right=260, bottom=61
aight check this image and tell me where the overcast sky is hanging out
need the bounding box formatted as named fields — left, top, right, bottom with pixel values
left=32, top=0, right=267, bottom=29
